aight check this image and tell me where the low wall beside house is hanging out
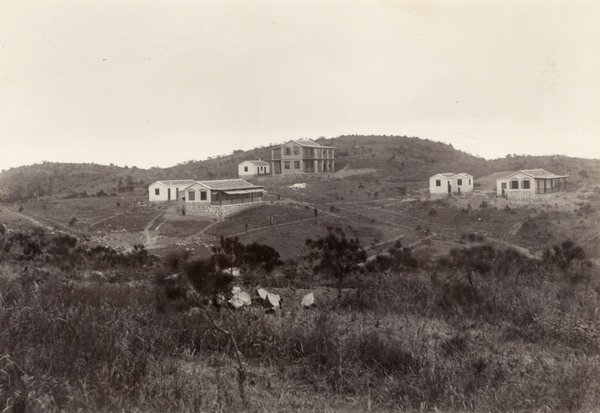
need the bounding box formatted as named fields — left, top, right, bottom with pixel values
left=429, top=192, right=473, bottom=199
left=429, top=193, right=448, bottom=199
left=184, top=202, right=263, bottom=218
left=505, top=190, right=551, bottom=202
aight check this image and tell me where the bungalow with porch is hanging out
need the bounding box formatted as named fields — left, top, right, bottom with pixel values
left=496, top=169, right=567, bottom=201
left=429, top=173, right=473, bottom=198
left=150, top=178, right=266, bottom=217
left=238, top=160, right=271, bottom=177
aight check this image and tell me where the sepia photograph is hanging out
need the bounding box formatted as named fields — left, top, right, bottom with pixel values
left=1, top=1, right=599, bottom=411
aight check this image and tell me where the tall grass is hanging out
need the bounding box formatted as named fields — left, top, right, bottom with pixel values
left=1, top=229, right=599, bottom=411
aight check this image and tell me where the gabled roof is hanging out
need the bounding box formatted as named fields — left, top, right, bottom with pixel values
left=430, top=172, right=473, bottom=180
left=240, top=160, right=270, bottom=166
left=196, top=178, right=263, bottom=191
left=275, top=139, right=334, bottom=149
left=153, top=179, right=196, bottom=187
left=151, top=178, right=264, bottom=192
left=502, top=169, right=567, bottom=180
left=181, top=181, right=211, bottom=191
left=430, top=173, right=457, bottom=179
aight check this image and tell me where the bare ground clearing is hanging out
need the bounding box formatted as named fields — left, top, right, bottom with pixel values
left=3, top=177, right=599, bottom=263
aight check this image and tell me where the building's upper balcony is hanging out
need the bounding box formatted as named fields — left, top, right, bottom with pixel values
left=272, top=147, right=335, bottom=160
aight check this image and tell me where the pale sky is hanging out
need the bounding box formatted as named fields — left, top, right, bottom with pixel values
left=1, top=0, right=599, bottom=170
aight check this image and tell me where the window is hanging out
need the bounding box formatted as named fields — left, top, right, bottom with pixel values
left=244, top=166, right=248, bottom=172
left=188, top=190, right=195, bottom=201
left=436, top=180, right=441, bottom=187
left=200, top=191, right=207, bottom=200
left=511, top=180, right=519, bottom=189
left=469, top=179, right=471, bottom=185
left=154, top=188, right=160, bottom=195
left=284, top=147, right=291, bottom=155
left=457, top=179, right=463, bottom=186
left=284, top=161, right=290, bottom=169
left=294, top=161, right=300, bottom=169
left=522, top=179, right=530, bottom=189
left=293, top=146, right=299, bottom=155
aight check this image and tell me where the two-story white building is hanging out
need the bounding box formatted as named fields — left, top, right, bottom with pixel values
left=271, top=140, right=335, bottom=175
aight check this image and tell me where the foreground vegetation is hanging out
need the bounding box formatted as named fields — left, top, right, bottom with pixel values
left=1, top=224, right=599, bottom=412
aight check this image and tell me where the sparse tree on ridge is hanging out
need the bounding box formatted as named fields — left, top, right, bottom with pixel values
left=305, top=231, right=367, bottom=299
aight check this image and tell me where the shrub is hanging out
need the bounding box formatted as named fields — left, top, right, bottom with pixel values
left=185, top=259, right=233, bottom=302
left=543, top=239, right=586, bottom=270
left=241, top=242, right=282, bottom=273
left=305, top=231, right=367, bottom=298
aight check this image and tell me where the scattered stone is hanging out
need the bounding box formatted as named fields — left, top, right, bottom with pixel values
left=186, top=307, right=202, bottom=316
left=301, top=292, right=315, bottom=308
left=229, top=290, right=252, bottom=309
left=256, top=288, right=281, bottom=309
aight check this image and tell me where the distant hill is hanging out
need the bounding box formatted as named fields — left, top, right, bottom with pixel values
left=1, top=135, right=598, bottom=202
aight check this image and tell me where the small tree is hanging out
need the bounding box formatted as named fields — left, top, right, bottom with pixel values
left=305, top=231, right=367, bottom=299
left=241, top=242, right=282, bottom=273
left=183, top=255, right=247, bottom=405
left=211, top=235, right=245, bottom=274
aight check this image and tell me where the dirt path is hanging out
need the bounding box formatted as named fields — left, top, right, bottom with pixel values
left=184, top=219, right=223, bottom=241
left=507, top=221, right=523, bottom=239
left=89, top=212, right=125, bottom=229
left=11, top=210, right=81, bottom=238
left=228, top=214, right=329, bottom=238
left=143, top=212, right=165, bottom=248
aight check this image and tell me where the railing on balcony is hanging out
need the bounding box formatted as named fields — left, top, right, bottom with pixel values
left=301, top=149, right=334, bottom=160
left=535, top=187, right=561, bottom=194
left=211, top=196, right=263, bottom=206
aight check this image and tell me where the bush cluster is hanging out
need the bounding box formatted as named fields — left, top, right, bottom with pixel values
left=1, top=225, right=599, bottom=412
left=0, top=228, right=153, bottom=271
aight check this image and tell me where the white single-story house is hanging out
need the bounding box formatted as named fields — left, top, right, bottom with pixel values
left=238, top=160, right=270, bottom=177
left=429, top=173, right=473, bottom=197
left=180, top=179, right=265, bottom=205
left=149, top=178, right=266, bottom=217
left=496, top=169, right=567, bottom=200
left=148, top=180, right=196, bottom=202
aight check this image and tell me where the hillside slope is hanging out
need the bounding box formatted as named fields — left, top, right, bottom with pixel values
left=1, top=135, right=598, bottom=201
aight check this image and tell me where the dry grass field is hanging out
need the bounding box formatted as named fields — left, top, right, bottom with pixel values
left=1, top=154, right=600, bottom=411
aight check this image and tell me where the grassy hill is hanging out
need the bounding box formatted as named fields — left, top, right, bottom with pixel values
left=1, top=135, right=600, bottom=412
left=1, top=135, right=599, bottom=202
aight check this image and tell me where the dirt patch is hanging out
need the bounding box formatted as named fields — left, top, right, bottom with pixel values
left=92, top=211, right=157, bottom=232
left=159, top=220, right=213, bottom=238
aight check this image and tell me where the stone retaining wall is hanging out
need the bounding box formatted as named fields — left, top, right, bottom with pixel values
left=184, top=202, right=263, bottom=218
left=505, top=190, right=550, bottom=202
left=429, top=192, right=473, bottom=199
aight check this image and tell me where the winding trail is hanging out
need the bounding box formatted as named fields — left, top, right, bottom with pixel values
left=89, top=213, right=125, bottom=229
left=143, top=212, right=165, bottom=249
left=184, top=220, right=224, bottom=241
